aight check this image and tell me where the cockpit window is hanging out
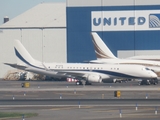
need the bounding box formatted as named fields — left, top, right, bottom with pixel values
left=145, top=67, right=150, bottom=70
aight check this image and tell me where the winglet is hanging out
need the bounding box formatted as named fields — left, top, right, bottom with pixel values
left=42, top=63, right=50, bottom=71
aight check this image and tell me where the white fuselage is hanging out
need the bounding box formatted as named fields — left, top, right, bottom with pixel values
left=90, top=58, right=160, bottom=72
left=25, top=62, right=157, bottom=80
left=128, top=55, right=160, bottom=61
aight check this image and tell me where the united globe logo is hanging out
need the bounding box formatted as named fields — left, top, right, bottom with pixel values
left=149, top=14, right=160, bottom=28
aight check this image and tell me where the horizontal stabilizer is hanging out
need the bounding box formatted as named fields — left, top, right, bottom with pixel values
left=4, top=63, right=27, bottom=70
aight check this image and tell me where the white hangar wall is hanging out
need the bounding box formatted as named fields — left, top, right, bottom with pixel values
left=20, top=29, right=66, bottom=63
left=0, top=28, right=66, bottom=78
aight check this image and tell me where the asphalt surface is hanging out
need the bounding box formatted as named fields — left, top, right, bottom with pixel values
left=0, top=80, right=160, bottom=120
left=1, top=99, right=160, bottom=106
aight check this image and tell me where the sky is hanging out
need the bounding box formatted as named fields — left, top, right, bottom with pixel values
left=0, top=0, right=66, bottom=24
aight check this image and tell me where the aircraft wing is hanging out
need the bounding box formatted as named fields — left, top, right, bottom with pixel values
left=25, top=67, right=89, bottom=80
left=4, top=63, right=100, bottom=81
left=4, top=63, right=85, bottom=78
left=54, top=70, right=86, bottom=77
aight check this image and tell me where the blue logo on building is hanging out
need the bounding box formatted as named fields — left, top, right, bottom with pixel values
left=92, top=11, right=160, bottom=31
left=93, top=17, right=146, bottom=26
left=149, top=14, right=160, bottom=28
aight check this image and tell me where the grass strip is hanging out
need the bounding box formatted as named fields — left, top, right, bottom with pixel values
left=0, top=112, right=38, bottom=119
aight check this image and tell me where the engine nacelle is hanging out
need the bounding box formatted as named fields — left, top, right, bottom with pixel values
left=87, top=75, right=102, bottom=83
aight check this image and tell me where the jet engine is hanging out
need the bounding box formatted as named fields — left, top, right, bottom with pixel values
left=87, top=74, right=102, bottom=83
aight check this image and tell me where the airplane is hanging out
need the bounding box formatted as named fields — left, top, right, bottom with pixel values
left=127, top=55, right=160, bottom=61
left=4, top=40, right=157, bottom=85
left=90, top=32, right=160, bottom=62
left=90, top=32, right=160, bottom=85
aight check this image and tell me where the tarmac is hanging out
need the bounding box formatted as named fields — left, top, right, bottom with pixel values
left=0, top=80, right=160, bottom=120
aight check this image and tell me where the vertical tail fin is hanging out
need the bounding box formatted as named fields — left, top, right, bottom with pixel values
left=91, top=32, right=117, bottom=59
left=14, top=40, right=36, bottom=66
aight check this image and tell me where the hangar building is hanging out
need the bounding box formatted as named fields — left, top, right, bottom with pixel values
left=67, top=0, right=160, bottom=62
left=1, top=0, right=160, bottom=78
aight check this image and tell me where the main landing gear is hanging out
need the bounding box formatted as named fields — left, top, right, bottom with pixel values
left=76, top=80, right=92, bottom=85
left=139, top=79, right=158, bottom=85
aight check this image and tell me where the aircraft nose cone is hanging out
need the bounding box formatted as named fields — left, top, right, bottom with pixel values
left=151, top=72, right=157, bottom=78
